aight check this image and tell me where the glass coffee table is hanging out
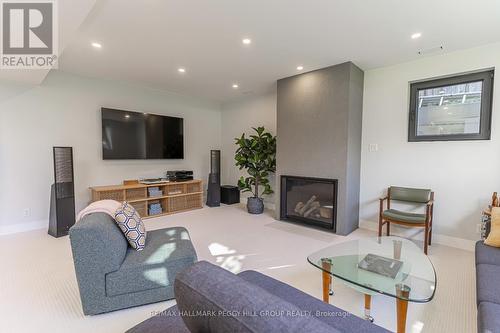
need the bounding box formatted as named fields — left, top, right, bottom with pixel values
left=307, top=236, right=436, bottom=333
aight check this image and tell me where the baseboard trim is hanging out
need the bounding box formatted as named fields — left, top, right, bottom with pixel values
left=0, top=219, right=47, bottom=236
left=359, top=219, right=476, bottom=252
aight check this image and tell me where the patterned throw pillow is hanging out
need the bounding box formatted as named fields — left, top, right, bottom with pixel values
left=114, top=202, right=147, bottom=251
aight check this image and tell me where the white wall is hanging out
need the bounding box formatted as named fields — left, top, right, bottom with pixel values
left=220, top=90, right=277, bottom=205
left=360, top=42, right=500, bottom=242
left=0, top=71, right=221, bottom=234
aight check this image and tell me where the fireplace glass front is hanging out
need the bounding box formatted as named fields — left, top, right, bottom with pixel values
left=280, top=176, right=337, bottom=231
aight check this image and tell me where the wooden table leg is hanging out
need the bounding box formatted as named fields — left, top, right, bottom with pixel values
left=364, top=294, right=374, bottom=322
left=321, top=258, right=333, bottom=303
left=396, top=284, right=411, bottom=333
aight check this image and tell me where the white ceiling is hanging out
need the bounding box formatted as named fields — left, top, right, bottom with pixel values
left=57, top=0, right=500, bottom=103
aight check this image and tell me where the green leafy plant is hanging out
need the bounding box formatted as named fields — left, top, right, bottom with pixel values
left=235, top=126, right=277, bottom=198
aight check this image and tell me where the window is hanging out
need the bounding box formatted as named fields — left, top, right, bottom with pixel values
left=408, top=70, right=494, bottom=142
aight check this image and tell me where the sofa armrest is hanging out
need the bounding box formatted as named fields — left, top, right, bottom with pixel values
left=174, top=261, right=338, bottom=333
left=69, top=213, right=127, bottom=274
left=69, top=213, right=128, bottom=314
left=476, top=241, right=500, bottom=266
left=238, top=270, right=391, bottom=333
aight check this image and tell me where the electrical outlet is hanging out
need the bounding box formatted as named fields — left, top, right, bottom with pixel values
left=369, top=143, right=379, bottom=152
left=22, top=208, right=31, bottom=218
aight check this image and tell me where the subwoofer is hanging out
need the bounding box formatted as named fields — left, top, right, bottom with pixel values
left=48, top=147, right=76, bottom=237
left=206, top=150, right=221, bottom=207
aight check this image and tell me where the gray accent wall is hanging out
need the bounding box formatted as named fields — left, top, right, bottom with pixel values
left=276, top=62, right=364, bottom=235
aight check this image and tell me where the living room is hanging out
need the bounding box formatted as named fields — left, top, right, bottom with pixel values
left=1, top=1, right=499, bottom=333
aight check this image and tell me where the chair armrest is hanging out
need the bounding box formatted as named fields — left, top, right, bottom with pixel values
left=379, top=196, right=388, bottom=215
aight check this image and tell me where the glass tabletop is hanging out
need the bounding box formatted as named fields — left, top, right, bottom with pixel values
left=307, top=236, right=436, bottom=303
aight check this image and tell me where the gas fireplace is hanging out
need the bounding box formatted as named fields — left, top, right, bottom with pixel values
left=280, top=175, right=337, bottom=231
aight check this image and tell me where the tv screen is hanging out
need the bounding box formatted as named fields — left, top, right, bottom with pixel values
left=102, top=108, right=184, bottom=159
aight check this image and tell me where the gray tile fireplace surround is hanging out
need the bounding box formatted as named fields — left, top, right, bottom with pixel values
left=276, top=62, right=364, bottom=236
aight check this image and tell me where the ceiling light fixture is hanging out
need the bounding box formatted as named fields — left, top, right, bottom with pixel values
left=411, top=32, right=422, bottom=39
left=178, top=68, right=186, bottom=73
left=296, top=66, right=304, bottom=71
left=232, top=84, right=239, bottom=89
left=91, top=42, right=102, bottom=48
left=242, top=38, right=252, bottom=45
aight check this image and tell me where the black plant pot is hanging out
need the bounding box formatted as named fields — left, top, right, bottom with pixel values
left=247, top=197, right=264, bottom=214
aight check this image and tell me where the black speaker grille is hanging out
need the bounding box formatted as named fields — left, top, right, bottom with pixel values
left=210, top=150, right=220, bottom=174
left=53, top=147, right=74, bottom=199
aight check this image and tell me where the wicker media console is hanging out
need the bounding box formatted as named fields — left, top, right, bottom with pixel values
left=90, top=179, right=203, bottom=219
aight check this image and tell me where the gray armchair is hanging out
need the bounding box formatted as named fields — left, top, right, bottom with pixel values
left=69, top=213, right=197, bottom=315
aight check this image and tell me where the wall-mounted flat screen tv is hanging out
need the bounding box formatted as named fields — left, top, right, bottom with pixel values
left=102, top=108, right=184, bottom=159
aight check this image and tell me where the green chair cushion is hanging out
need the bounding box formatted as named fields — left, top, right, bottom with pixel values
left=390, top=186, right=431, bottom=203
left=382, top=209, right=426, bottom=224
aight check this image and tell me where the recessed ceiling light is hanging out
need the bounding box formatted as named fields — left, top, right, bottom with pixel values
left=232, top=84, right=239, bottom=89
left=296, top=66, right=304, bottom=71
left=91, top=42, right=102, bottom=48
left=242, top=38, right=252, bottom=45
left=178, top=68, right=186, bottom=73
left=411, top=32, right=422, bottom=39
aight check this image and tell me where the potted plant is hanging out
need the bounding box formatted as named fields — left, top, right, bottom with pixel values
left=234, top=126, right=277, bottom=214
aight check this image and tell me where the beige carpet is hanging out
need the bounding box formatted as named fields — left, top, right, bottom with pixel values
left=0, top=204, right=477, bottom=332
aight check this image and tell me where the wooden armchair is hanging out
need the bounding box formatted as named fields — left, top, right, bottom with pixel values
left=379, top=186, right=434, bottom=254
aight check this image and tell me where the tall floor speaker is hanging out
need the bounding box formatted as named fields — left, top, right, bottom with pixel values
left=48, top=147, right=76, bottom=237
left=206, top=150, right=221, bottom=207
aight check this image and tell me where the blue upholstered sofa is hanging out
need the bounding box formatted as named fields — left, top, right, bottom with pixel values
left=69, top=213, right=197, bottom=315
left=127, top=261, right=390, bottom=333
left=476, top=241, right=500, bottom=333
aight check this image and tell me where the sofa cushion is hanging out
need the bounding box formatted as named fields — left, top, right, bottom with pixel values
left=478, top=302, right=500, bottom=333
left=238, top=270, right=390, bottom=333
left=476, top=241, right=500, bottom=266
left=174, top=261, right=339, bottom=333
left=476, top=264, right=500, bottom=304
left=114, top=202, right=147, bottom=250
left=106, top=227, right=197, bottom=297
